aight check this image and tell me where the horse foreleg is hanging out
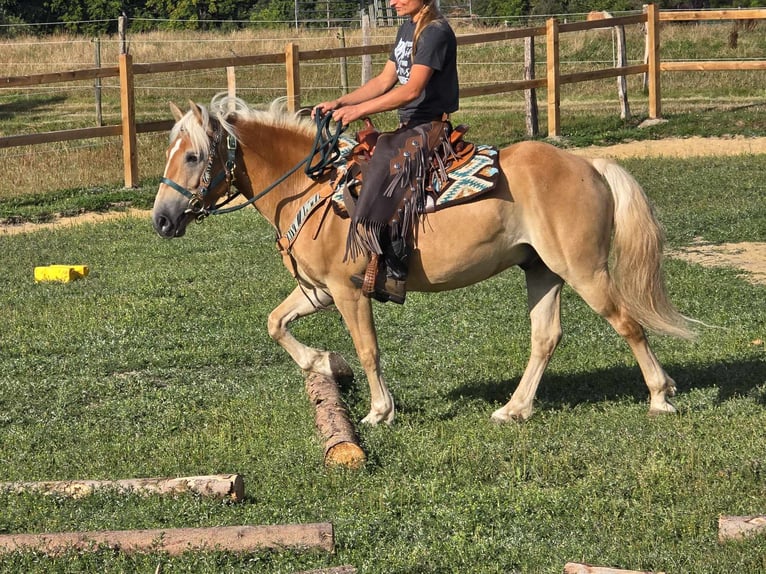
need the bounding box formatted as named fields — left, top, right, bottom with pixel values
left=333, top=293, right=395, bottom=426
left=492, top=263, right=564, bottom=423
left=267, top=286, right=353, bottom=379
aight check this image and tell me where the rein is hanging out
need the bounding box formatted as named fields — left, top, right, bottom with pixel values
left=160, top=111, right=345, bottom=222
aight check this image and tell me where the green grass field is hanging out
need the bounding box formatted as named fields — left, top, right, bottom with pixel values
left=0, top=153, right=764, bottom=572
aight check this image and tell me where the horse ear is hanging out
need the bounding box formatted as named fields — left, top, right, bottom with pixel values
left=169, top=102, right=184, bottom=121
left=189, top=100, right=204, bottom=125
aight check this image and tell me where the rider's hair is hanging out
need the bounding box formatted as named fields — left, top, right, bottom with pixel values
left=412, top=0, right=443, bottom=57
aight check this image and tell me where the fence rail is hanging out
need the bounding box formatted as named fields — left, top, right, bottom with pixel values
left=1, top=5, right=765, bottom=187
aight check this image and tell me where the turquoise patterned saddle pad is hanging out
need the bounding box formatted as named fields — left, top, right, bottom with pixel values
left=331, top=135, right=500, bottom=214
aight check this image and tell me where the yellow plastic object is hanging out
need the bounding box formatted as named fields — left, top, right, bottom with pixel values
left=34, top=265, right=90, bottom=283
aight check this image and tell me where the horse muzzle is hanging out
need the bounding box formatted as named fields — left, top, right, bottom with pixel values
left=152, top=208, right=190, bottom=238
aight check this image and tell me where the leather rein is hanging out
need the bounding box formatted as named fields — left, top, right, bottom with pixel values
left=160, top=111, right=345, bottom=223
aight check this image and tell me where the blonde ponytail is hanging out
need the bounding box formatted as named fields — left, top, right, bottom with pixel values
left=412, top=0, right=443, bottom=57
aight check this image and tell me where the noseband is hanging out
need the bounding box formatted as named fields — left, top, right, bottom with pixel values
left=160, top=111, right=345, bottom=222
left=160, top=125, right=240, bottom=221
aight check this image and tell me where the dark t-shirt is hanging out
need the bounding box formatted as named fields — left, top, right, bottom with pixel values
left=389, top=17, right=459, bottom=125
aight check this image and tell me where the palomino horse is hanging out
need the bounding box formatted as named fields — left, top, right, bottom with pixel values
left=152, top=95, right=694, bottom=425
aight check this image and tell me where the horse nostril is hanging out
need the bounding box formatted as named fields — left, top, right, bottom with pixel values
left=153, top=213, right=175, bottom=237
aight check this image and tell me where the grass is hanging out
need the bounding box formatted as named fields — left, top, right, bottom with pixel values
left=0, top=154, right=764, bottom=572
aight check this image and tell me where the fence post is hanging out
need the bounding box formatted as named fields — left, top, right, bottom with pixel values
left=546, top=18, right=561, bottom=138
left=615, top=24, right=631, bottom=120
left=119, top=52, right=138, bottom=188
left=227, top=66, right=236, bottom=111
left=338, top=28, right=349, bottom=94
left=285, top=42, right=300, bottom=113
left=118, top=15, right=138, bottom=189
left=524, top=35, right=539, bottom=137
left=646, top=3, right=661, bottom=118
left=93, top=38, right=103, bottom=127
left=361, top=9, right=372, bottom=85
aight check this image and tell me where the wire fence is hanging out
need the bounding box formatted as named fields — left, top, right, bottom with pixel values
left=1, top=8, right=764, bottom=195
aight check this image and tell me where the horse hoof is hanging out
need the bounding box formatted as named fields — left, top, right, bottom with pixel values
left=328, top=352, right=354, bottom=379
left=361, top=406, right=395, bottom=426
left=490, top=408, right=529, bottom=424
left=648, top=402, right=678, bottom=416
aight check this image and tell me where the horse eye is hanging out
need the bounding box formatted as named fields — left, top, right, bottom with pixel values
left=185, top=152, right=199, bottom=164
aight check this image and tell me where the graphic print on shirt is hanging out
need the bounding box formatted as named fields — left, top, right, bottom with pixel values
left=393, top=38, right=413, bottom=84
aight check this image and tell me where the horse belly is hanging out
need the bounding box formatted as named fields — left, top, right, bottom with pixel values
left=408, top=198, right=531, bottom=291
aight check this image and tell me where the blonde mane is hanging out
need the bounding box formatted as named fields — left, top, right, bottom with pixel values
left=170, top=95, right=316, bottom=157
left=212, top=94, right=316, bottom=140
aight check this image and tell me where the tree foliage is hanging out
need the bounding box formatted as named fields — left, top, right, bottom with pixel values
left=0, top=0, right=758, bottom=35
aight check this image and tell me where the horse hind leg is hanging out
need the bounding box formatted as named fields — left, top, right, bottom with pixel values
left=492, top=261, right=564, bottom=423
left=267, top=285, right=353, bottom=379
left=569, top=269, right=677, bottom=415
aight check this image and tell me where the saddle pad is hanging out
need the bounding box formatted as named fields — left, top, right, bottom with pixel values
left=331, top=138, right=499, bottom=214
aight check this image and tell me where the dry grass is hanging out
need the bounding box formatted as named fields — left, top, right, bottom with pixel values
left=1, top=21, right=764, bottom=196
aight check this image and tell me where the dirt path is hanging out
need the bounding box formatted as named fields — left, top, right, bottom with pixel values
left=568, top=135, right=766, bottom=160
left=3, top=137, right=764, bottom=285
left=0, top=208, right=150, bottom=236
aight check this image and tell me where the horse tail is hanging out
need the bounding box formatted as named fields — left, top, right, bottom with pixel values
left=589, top=157, right=696, bottom=339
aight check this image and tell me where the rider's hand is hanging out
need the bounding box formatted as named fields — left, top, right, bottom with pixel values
left=330, top=105, right=362, bottom=127
left=312, top=100, right=339, bottom=119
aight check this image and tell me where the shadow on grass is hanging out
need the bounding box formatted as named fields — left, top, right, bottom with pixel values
left=444, top=358, right=766, bottom=413
left=0, top=94, right=67, bottom=120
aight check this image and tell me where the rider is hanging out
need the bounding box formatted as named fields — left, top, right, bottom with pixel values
left=314, top=0, right=459, bottom=304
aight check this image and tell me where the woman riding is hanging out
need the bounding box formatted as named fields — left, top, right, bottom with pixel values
left=314, top=0, right=459, bottom=304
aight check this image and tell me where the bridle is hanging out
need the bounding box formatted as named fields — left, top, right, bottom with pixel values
left=160, top=124, right=240, bottom=222
left=160, top=111, right=345, bottom=223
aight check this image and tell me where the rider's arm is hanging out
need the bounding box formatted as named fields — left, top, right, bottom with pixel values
left=313, top=61, right=398, bottom=116
left=337, top=61, right=399, bottom=107
left=331, top=63, right=434, bottom=126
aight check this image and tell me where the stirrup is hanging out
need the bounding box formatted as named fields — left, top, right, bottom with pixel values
left=350, top=273, right=393, bottom=303
left=349, top=256, right=406, bottom=304
left=377, top=276, right=406, bottom=305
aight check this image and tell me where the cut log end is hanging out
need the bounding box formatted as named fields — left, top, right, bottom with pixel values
left=325, top=442, right=366, bottom=469
left=718, top=514, right=766, bottom=542
left=305, top=373, right=365, bottom=470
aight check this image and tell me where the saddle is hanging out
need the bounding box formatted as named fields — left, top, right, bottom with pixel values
left=277, top=119, right=500, bottom=280
left=338, top=117, right=478, bottom=212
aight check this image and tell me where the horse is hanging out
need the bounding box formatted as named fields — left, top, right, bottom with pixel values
left=152, top=95, right=694, bottom=426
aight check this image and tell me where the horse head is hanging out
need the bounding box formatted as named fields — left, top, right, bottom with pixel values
left=152, top=100, right=238, bottom=238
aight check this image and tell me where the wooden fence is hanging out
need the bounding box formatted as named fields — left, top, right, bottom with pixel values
left=1, top=5, right=764, bottom=188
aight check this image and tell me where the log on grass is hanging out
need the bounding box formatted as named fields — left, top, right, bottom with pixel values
left=0, top=474, right=244, bottom=501
left=564, top=564, right=665, bottom=574
left=294, top=567, right=356, bottom=574
left=718, top=514, right=766, bottom=542
left=0, top=523, right=334, bottom=556
left=305, top=373, right=366, bottom=469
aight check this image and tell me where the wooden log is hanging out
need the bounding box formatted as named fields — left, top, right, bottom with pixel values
left=305, top=373, right=366, bottom=469
left=564, top=564, right=665, bottom=574
left=0, top=523, right=334, bottom=556
left=0, top=474, right=244, bottom=501
left=718, top=515, right=766, bottom=542
left=293, top=566, right=357, bottom=574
